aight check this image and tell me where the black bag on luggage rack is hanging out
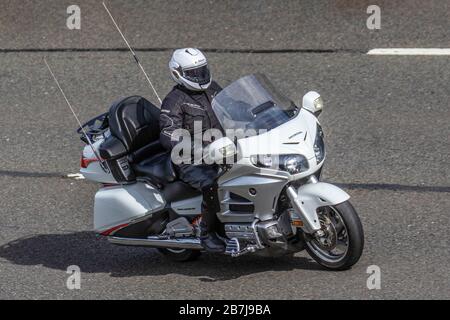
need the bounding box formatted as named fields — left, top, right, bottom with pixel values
left=98, top=96, right=162, bottom=183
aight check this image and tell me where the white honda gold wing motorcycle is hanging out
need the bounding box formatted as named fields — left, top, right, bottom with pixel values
left=78, top=74, right=364, bottom=270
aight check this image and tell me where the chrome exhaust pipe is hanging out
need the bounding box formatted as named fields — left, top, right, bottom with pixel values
left=108, top=236, right=203, bottom=250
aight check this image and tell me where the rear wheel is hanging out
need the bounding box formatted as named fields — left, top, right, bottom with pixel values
left=304, top=201, right=364, bottom=270
left=157, top=248, right=201, bottom=262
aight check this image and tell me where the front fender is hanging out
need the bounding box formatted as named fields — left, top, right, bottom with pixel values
left=298, top=182, right=350, bottom=206
left=286, top=182, right=350, bottom=233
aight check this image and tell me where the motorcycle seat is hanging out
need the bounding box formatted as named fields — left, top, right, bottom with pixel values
left=133, top=152, right=177, bottom=185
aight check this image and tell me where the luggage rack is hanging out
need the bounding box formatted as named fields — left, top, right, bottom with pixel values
left=76, top=112, right=109, bottom=144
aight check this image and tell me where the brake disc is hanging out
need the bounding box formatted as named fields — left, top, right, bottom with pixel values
left=314, top=216, right=338, bottom=251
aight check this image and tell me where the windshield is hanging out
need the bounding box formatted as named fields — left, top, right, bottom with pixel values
left=212, top=74, right=298, bottom=132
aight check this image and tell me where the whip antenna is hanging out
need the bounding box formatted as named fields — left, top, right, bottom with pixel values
left=44, top=58, right=109, bottom=172
left=102, top=1, right=162, bottom=105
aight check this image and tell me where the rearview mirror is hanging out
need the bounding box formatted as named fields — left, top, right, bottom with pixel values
left=302, top=91, right=323, bottom=116
left=204, top=137, right=236, bottom=165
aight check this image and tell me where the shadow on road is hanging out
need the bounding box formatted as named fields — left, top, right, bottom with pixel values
left=0, top=231, right=324, bottom=281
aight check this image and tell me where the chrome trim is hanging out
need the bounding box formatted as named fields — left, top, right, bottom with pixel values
left=108, top=236, right=203, bottom=250
left=251, top=219, right=264, bottom=249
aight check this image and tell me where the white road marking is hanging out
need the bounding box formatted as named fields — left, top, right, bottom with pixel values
left=367, top=48, right=450, bottom=55
left=67, top=173, right=85, bottom=180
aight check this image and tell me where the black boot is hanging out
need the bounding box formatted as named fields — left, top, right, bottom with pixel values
left=200, top=222, right=225, bottom=253
left=198, top=184, right=225, bottom=252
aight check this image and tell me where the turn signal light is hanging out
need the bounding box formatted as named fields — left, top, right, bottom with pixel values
left=291, top=220, right=304, bottom=227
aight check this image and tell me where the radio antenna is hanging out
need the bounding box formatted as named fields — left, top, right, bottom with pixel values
left=44, top=58, right=109, bottom=172
left=102, top=1, right=162, bottom=106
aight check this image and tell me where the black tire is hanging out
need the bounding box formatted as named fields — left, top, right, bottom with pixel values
left=157, top=248, right=201, bottom=262
left=304, top=201, right=364, bottom=271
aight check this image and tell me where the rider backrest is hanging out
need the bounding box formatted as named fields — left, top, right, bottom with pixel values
left=108, top=96, right=161, bottom=153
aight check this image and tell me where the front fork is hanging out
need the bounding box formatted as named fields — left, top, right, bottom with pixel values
left=285, top=176, right=322, bottom=234
left=285, top=175, right=351, bottom=235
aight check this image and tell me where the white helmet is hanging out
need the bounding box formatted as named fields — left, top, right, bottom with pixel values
left=169, top=48, right=212, bottom=91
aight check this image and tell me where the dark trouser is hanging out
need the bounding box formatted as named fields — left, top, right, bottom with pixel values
left=176, top=163, right=220, bottom=234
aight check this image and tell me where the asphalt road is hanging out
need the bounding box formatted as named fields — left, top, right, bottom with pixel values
left=0, top=1, right=449, bottom=299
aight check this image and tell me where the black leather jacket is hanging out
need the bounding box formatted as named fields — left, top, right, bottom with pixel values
left=159, top=81, right=223, bottom=151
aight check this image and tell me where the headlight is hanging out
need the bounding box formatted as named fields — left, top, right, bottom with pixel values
left=250, top=154, right=309, bottom=175
left=314, top=124, right=325, bottom=164
left=282, top=155, right=310, bottom=174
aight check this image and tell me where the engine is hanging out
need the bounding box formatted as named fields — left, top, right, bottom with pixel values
left=223, top=211, right=295, bottom=256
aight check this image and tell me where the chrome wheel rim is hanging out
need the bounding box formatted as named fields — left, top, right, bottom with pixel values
left=306, top=206, right=349, bottom=263
left=166, top=248, right=186, bottom=254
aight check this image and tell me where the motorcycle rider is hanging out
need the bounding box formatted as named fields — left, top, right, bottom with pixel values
left=159, top=48, right=225, bottom=252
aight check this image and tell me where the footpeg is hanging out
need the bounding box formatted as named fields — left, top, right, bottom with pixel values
left=225, top=238, right=258, bottom=257
left=225, top=238, right=240, bottom=255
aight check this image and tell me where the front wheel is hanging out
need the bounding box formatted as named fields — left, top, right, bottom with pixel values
left=304, top=201, right=364, bottom=270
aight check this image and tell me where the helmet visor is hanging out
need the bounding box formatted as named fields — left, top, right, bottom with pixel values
left=183, top=64, right=211, bottom=85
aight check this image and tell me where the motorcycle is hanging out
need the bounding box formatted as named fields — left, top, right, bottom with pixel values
left=78, top=73, right=364, bottom=270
